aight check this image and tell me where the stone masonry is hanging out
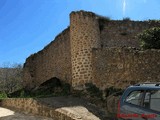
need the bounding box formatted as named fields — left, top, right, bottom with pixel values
left=23, top=10, right=160, bottom=90
left=70, top=11, right=100, bottom=89
left=92, top=47, right=160, bottom=90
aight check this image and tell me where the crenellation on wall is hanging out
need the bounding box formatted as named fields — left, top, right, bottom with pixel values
left=70, top=10, right=96, bottom=21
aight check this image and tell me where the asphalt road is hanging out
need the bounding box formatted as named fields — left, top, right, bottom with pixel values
left=0, top=107, right=53, bottom=120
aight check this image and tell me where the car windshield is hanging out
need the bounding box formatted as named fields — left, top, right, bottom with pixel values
left=125, top=90, right=143, bottom=106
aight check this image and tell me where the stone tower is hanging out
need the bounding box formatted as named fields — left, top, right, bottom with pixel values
left=70, top=11, right=101, bottom=89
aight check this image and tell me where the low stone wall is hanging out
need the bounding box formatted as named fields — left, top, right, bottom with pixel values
left=0, top=98, right=80, bottom=120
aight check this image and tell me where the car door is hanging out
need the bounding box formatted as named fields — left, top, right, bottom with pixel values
left=119, top=89, right=160, bottom=120
left=120, top=90, right=145, bottom=120
left=137, top=89, right=160, bottom=120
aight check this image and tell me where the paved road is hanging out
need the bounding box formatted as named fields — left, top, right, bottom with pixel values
left=0, top=107, right=53, bottom=120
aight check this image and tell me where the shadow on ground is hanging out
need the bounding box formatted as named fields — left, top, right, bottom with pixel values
left=37, top=96, right=118, bottom=120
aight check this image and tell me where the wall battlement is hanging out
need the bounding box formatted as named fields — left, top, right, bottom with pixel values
left=23, top=10, right=160, bottom=90
left=70, top=10, right=96, bottom=20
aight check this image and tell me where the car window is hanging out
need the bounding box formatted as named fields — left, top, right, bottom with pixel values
left=143, top=92, right=150, bottom=108
left=150, top=90, right=160, bottom=112
left=125, top=90, right=143, bottom=106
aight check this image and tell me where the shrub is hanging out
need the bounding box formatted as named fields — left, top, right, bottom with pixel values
left=105, top=87, right=123, bottom=97
left=123, top=17, right=131, bottom=21
left=138, top=27, right=160, bottom=49
left=98, top=15, right=110, bottom=32
left=0, top=92, right=8, bottom=98
left=85, top=83, right=102, bottom=98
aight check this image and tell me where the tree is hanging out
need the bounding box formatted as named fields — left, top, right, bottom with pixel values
left=0, top=63, right=23, bottom=93
left=138, top=27, right=160, bottom=49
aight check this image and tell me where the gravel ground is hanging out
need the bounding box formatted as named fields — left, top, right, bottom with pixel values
left=0, top=107, right=53, bottom=120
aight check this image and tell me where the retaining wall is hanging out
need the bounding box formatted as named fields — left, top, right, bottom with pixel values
left=0, top=98, right=81, bottom=120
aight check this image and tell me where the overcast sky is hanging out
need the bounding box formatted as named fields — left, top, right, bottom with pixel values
left=0, top=0, right=160, bottom=67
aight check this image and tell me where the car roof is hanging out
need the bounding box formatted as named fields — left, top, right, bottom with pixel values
left=127, top=85, right=160, bottom=90
left=121, top=85, right=160, bottom=99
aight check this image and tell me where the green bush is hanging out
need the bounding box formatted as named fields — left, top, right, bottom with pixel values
left=0, top=92, right=8, bottom=98
left=123, top=17, right=131, bottom=21
left=105, top=87, right=123, bottom=97
left=98, top=15, right=110, bottom=32
left=8, top=88, right=31, bottom=98
left=85, top=83, right=102, bottom=98
left=138, top=27, right=160, bottom=49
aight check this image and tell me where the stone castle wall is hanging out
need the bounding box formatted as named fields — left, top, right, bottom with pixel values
left=92, top=47, right=160, bottom=90
left=23, top=28, right=71, bottom=89
left=70, top=11, right=100, bottom=89
left=23, top=10, right=160, bottom=90
left=99, top=20, right=160, bottom=48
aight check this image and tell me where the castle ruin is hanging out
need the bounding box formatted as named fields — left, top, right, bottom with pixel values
left=23, top=10, right=160, bottom=90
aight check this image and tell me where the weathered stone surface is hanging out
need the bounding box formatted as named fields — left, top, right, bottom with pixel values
left=23, top=28, right=72, bottom=89
left=0, top=107, right=53, bottom=120
left=23, top=10, right=160, bottom=90
left=70, top=11, right=100, bottom=88
left=100, top=20, right=160, bottom=48
left=0, top=97, right=108, bottom=120
left=92, top=47, right=160, bottom=89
